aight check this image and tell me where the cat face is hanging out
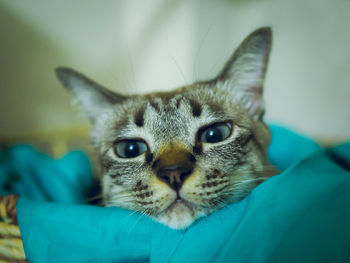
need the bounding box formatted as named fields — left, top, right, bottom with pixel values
left=56, top=27, right=277, bottom=229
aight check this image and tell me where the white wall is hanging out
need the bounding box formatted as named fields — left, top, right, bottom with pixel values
left=0, top=0, right=349, bottom=143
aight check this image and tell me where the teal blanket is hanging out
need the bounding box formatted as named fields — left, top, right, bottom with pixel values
left=1, top=125, right=350, bottom=262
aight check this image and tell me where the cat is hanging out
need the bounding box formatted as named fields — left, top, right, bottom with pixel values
left=55, top=27, right=278, bottom=229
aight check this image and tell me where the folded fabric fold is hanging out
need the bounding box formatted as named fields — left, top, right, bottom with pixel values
left=18, top=198, right=155, bottom=262
left=2, top=126, right=350, bottom=262
left=0, top=145, right=93, bottom=203
left=17, top=143, right=350, bottom=262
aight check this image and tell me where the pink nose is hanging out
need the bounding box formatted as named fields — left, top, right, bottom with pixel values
left=156, top=163, right=193, bottom=191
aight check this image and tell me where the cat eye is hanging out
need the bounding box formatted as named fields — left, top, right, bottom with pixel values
left=198, top=122, right=232, bottom=143
left=114, top=140, right=148, bottom=158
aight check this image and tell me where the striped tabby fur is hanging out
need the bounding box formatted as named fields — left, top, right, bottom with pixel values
left=56, top=27, right=278, bottom=229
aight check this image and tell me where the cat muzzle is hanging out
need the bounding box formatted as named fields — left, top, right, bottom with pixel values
left=156, top=163, right=193, bottom=197
left=153, top=145, right=195, bottom=197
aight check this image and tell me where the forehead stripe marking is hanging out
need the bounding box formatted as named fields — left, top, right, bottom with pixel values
left=207, top=101, right=224, bottom=114
left=134, top=107, right=145, bottom=127
left=175, top=97, right=181, bottom=109
left=188, top=99, right=202, bottom=117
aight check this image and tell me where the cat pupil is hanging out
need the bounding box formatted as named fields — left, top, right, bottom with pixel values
left=125, top=143, right=139, bottom=157
left=206, top=128, right=222, bottom=142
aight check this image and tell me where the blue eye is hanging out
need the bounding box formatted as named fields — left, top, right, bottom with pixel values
left=114, top=140, right=148, bottom=158
left=198, top=122, right=232, bottom=143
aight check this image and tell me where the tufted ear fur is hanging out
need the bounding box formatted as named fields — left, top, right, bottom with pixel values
left=215, top=27, right=272, bottom=119
left=55, top=67, right=125, bottom=122
left=55, top=67, right=126, bottom=146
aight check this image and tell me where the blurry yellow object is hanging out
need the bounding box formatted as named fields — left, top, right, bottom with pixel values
left=0, top=195, right=26, bottom=262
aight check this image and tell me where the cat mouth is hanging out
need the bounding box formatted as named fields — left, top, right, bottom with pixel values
left=154, top=197, right=207, bottom=229
left=163, top=197, right=197, bottom=214
left=170, top=198, right=188, bottom=208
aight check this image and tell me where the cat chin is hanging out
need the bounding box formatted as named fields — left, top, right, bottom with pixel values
left=153, top=200, right=206, bottom=229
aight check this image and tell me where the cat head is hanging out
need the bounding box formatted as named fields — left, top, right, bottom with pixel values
left=56, top=27, right=275, bottom=229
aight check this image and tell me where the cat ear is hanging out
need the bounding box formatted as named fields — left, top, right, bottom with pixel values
left=216, top=27, right=272, bottom=119
left=55, top=67, right=125, bottom=123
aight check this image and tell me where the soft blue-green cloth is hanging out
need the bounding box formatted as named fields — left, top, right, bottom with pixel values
left=0, top=145, right=92, bottom=203
left=3, top=125, right=350, bottom=262
left=268, top=125, right=321, bottom=170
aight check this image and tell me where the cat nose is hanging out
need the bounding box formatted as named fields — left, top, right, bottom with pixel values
left=156, top=163, right=193, bottom=192
left=153, top=143, right=195, bottom=192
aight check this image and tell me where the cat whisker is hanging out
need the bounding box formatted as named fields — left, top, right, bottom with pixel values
left=128, top=53, right=139, bottom=94
left=192, top=26, right=211, bottom=82
left=170, top=55, right=187, bottom=84
left=128, top=209, right=144, bottom=217
left=85, top=194, right=103, bottom=202
left=234, top=178, right=267, bottom=184
left=235, top=176, right=271, bottom=186
left=127, top=208, right=152, bottom=235
left=111, top=192, right=133, bottom=197
left=108, top=197, right=134, bottom=205
left=106, top=193, right=135, bottom=207
left=107, top=197, right=133, bottom=204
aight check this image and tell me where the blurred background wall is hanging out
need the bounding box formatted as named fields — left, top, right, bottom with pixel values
left=0, top=0, right=349, bottom=155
